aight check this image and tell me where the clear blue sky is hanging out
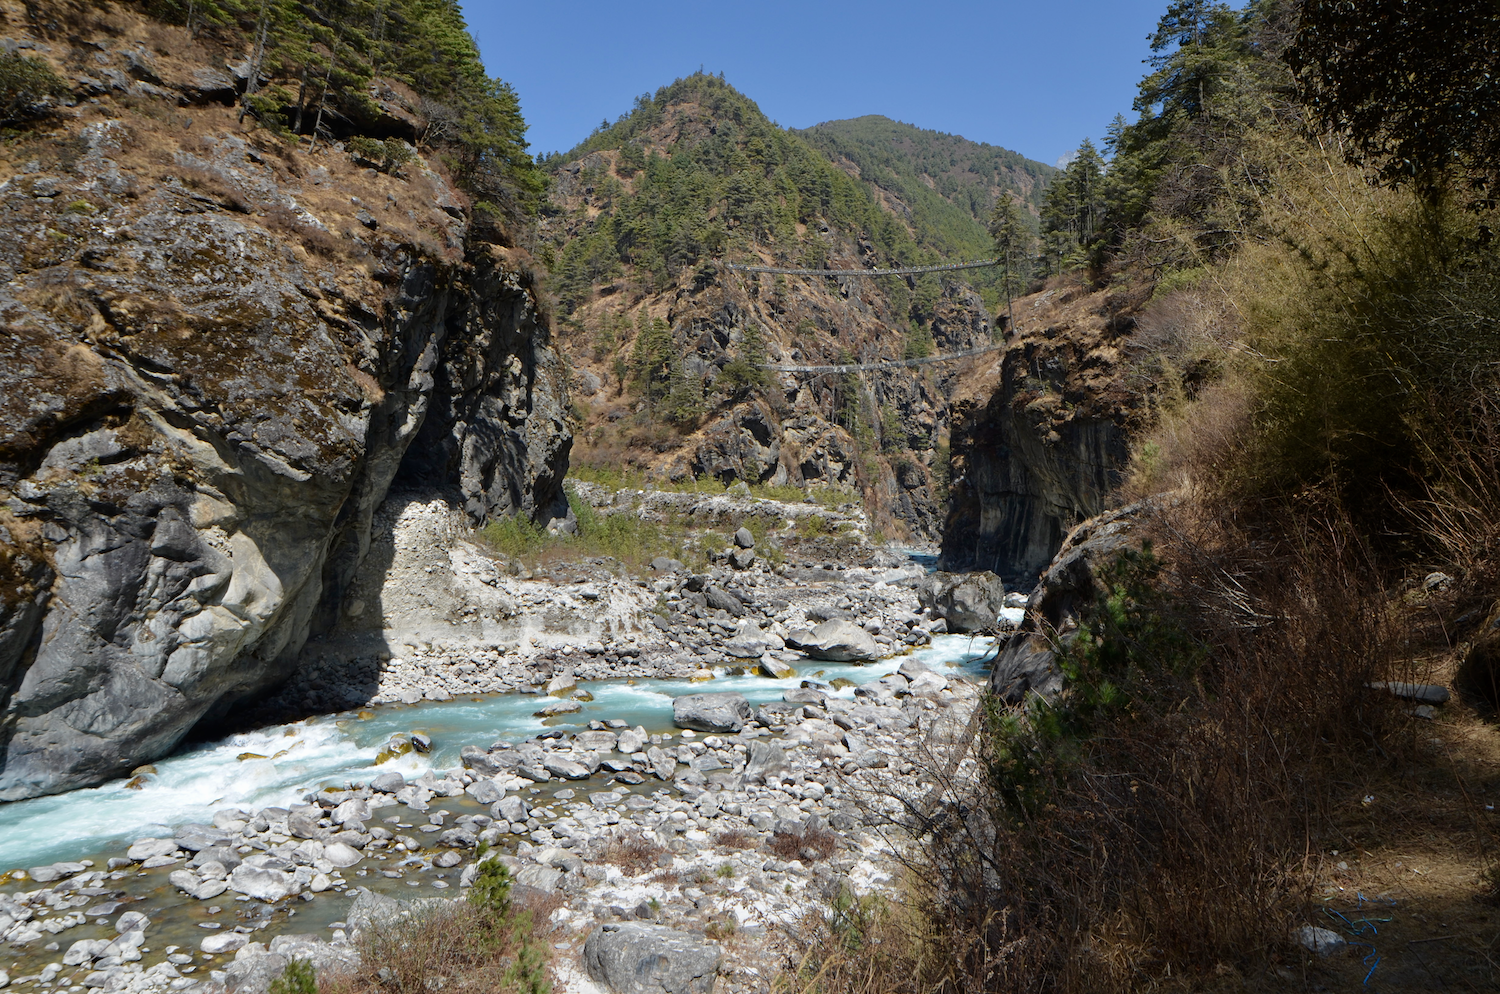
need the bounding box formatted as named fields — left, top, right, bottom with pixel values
left=459, top=1, right=1167, bottom=168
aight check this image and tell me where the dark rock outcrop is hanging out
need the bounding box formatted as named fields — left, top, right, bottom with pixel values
left=939, top=288, right=1145, bottom=585
left=989, top=501, right=1156, bottom=702
left=0, top=95, right=567, bottom=798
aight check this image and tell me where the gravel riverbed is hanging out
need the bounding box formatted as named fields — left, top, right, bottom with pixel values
left=1, top=495, right=1011, bottom=994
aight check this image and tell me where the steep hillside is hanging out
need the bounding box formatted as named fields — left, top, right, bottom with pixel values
left=798, top=114, right=1054, bottom=271
left=538, top=74, right=1008, bottom=538
left=0, top=0, right=568, bottom=798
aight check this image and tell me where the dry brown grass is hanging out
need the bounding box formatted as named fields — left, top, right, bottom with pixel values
left=714, top=828, right=759, bottom=850
left=602, top=834, right=665, bottom=876
left=319, top=894, right=553, bottom=994
left=768, top=827, right=839, bottom=863
left=785, top=493, right=1498, bottom=994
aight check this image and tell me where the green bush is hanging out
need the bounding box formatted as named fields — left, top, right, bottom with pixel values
left=0, top=51, right=67, bottom=125
left=269, top=959, right=316, bottom=994
left=985, top=546, right=1205, bottom=821
left=1228, top=173, right=1500, bottom=517
left=468, top=856, right=513, bottom=919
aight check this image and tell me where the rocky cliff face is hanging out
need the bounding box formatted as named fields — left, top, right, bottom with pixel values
left=939, top=284, right=1145, bottom=585
left=0, top=11, right=568, bottom=799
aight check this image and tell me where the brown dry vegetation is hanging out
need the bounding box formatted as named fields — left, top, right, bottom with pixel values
left=782, top=110, right=1500, bottom=994
left=320, top=894, right=556, bottom=994
left=602, top=834, right=667, bottom=875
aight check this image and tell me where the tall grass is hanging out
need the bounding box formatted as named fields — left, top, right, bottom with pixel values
left=482, top=486, right=697, bottom=571
left=792, top=500, right=1409, bottom=993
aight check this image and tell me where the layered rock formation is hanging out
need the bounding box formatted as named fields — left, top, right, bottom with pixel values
left=0, top=13, right=568, bottom=798
left=939, top=285, right=1145, bottom=584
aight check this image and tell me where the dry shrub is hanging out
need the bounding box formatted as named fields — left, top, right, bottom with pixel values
left=800, top=498, right=1412, bottom=994
left=768, top=827, right=839, bottom=863
left=603, top=834, right=664, bottom=876
left=264, top=205, right=341, bottom=258
left=320, top=893, right=552, bottom=994
left=714, top=828, right=757, bottom=851
left=178, top=164, right=249, bottom=212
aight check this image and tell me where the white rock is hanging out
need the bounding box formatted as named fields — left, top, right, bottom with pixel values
left=227, top=864, right=297, bottom=902
left=1295, top=925, right=1346, bottom=956
left=115, top=912, right=151, bottom=934
left=201, top=933, right=248, bottom=955
left=126, top=839, right=177, bottom=862
left=322, top=843, right=363, bottom=868
left=309, top=874, right=331, bottom=893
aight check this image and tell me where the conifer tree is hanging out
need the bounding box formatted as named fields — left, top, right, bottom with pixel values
left=989, top=196, right=1031, bottom=332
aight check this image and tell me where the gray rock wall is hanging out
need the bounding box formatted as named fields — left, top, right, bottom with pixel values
left=0, top=129, right=568, bottom=799
left=939, top=331, right=1135, bottom=586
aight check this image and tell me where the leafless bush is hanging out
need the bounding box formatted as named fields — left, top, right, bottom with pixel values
left=602, top=834, right=664, bottom=875
left=768, top=827, right=839, bottom=863
left=713, top=828, right=757, bottom=851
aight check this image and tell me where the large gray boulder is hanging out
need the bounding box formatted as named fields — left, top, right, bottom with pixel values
left=990, top=500, right=1157, bottom=702
left=227, top=863, right=297, bottom=903
left=583, top=923, right=721, bottom=994
left=917, top=571, right=1007, bottom=632
left=672, top=693, right=754, bottom=732
left=784, top=620, right=880, bottom=662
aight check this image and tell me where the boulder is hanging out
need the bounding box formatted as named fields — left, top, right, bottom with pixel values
left=583, top=923, right=721, bottom=994
left=492, top=795, right=530, bottom=824
left=541, top=755, right=591, bottom=780
left=724, top=621, right=767, bottom=659
left=64, top=938, right=111, bottom=966
left=703, top=586, right=745, bottom=617
left=784, top=620, right=880, bottom=662
left=645, top=746, right=679, bottom=781
left=466, top=779, right=504, bottom=805
left=322, top=843, right=363, bottom=868
left=201, top=932, right=248, bottom=954
left=287, top=810, right=323, bottom=840
left=370, top=772, right=406, bottom=793
left=729, top=548, right=755, bottom=570
left=460, top=745, right=505, bottom=776
left=331, top=799, right=370, bottom=826
left=175, top=824, right=232, bottom=851
left=575, top=730, right=618, bottom=752
left=916, top=571, right=1006, bottom=633
left=227, top=864, right=298, bottom=902
left=990, top=500, right=1158, bottom=702
left=126, top=838, right=176, bottom=862
left=534, top=700, right=583, bottom=717
left=116, top=911, right=151, bottom=934
left=905, top=671, right=949, bottom=696
left=742, top=741, right=786, bottom=783
left=759, top=657, right=794, bottom=678
left=672, top=693, right=754, bottom=732
left=733, top=527, right=755, bottom=549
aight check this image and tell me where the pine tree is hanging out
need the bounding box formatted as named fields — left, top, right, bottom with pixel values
left=988, top=196, right=1031, bottom=333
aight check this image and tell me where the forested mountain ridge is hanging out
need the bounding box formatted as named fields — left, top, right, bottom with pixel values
left=798, top=115, right=1054, bottom=270
left=537, top=73, right=1009, bottom=537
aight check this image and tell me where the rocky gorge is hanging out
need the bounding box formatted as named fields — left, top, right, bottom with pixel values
left=0, top=484, right=1018, bottom=994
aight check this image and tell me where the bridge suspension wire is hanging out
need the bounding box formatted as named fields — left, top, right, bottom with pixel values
left=723, top=259, right=999, bottom=277
left=760, top=343, right=1005, bottom=374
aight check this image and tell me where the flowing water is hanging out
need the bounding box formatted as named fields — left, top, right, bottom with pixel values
left=0, top=634, right=999, bottom=873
